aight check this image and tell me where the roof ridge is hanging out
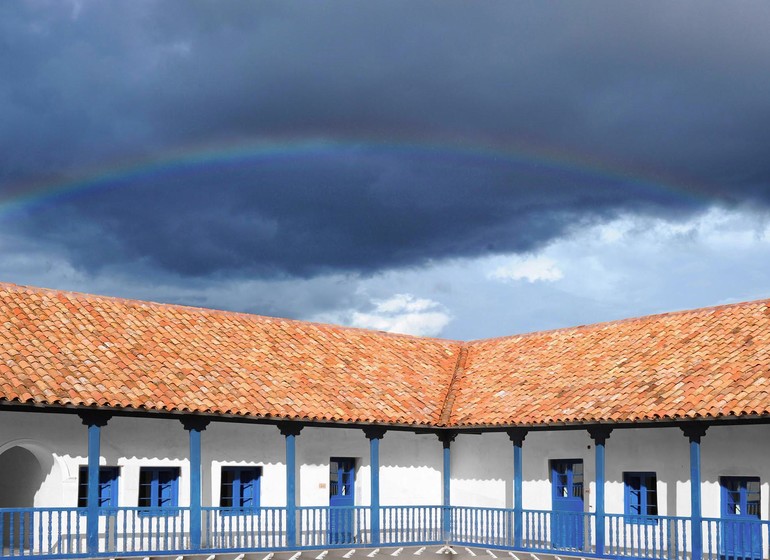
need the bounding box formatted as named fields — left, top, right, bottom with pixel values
left=465, top=296, right=770, bottom=346
left=0, top=281, right=464, bottom=345
left=3, top=281, right=768, bottom=346
left=438, top=345, right=469, bottom=426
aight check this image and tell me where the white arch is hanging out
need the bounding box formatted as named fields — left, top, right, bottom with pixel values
left=0, top=438, right=72, bottom=481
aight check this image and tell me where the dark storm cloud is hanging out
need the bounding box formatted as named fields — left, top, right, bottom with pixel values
left=2, top=0, right=770, bottom=279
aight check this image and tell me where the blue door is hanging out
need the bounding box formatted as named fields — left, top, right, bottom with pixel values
left=721, top=477, right=761, bottom=560
left=329, top=458, right=355, bottom=544
left=551, top=459, right=584, bottom=550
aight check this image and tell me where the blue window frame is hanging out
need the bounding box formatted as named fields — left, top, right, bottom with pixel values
left=77, top=466, right=119, bottom=511
left=721, top=476, right=760, bottom=518
left=138, top=467, right=179, bottom=514
left=624, top=472, right=658, bottom=524
left=552, top=459, right=584, bottom=500
left=220, top=466, right=261, bottom=511
left=720, top=476, right=762, bottom=560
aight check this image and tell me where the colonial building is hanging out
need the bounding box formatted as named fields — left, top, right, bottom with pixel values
left=0, top=282, right=769, bottom=560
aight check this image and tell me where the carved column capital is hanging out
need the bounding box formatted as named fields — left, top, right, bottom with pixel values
left=506, top=428, right=528, bottom=446
left=588, top=425, right=613, bottom=445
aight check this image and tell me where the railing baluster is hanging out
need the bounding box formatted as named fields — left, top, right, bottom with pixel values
left=20, top=510, right=25, bottom=556
left=674, top=516, right=680, bottom=560
left=303, top=507, right=307, bottom=547
left=417, top=506, right=426, bottom=542
left=404, top=506, right=414, bottom=544
left=538, top=513, right=553, bottom=548
left=468, top=509, right=479, bottom=540
left=409, top=506, right=414, bottom=542
left=262, top=508, right=267, bottom=549
left=705, top=519, right=712, bottom=560
left=390, top=507, right=395, bottom=544
left=491, top=509, right=495, bottom=545
left=684, top=515, right=689, bottom=560
left=248, top=507, right=253, bottom=548
left=522, top=512, right=535, bottom=548
left=402, top=507, right=407, bottom=544
left=10, top=511, right=16, bottom=556
left=380, top=507, right=393, bottom=544
left=311, top=506, right=315, bottom=547
left=611, top=514, right=617, bottom=556
left=430, top=506, right=435, bottom=543
left=414, top=506, right=418, bottom=543
left=657, top=516, right=663, bottom=560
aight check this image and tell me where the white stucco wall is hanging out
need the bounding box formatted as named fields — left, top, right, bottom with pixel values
left=0, top=411, right=444, bottom=511
left=1, top=409, right=769, bottom=523
left=203, top=420, right=286, bottom=508
left=450, top=424, right=770, bottom=521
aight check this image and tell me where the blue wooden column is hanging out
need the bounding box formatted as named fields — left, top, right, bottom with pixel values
left=681, top=424, right=708, bottom=560
left=279, top=422, right=304, bottom=548
left=506, top=428, right=528, bottom=549
left=181, top=416, right=210, bottom=551
left=78, top=411, right=112, bottom=555
left=364, top=427, right=387, bottom=545
left=437, top=431, right=457, bottom=542
left=588, top=426, right=612, bottom=556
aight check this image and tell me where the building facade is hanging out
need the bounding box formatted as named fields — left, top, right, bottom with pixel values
left=1, top=283, right=769, bottom=559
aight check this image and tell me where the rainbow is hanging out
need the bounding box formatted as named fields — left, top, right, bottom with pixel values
left=0, top=136, right=710, bottom=219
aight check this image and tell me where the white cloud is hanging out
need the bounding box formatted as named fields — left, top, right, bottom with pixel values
left=350, top=309, right=451, bottom=337
left=371, top=293, right=436, bottom=314
left=314, top=294, right=452, bottom=337
left=489, top=256, right=564, bottom=283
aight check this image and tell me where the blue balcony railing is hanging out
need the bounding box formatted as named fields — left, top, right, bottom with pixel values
left=204, top=506, right=285, bottom=550
left=380, top=505, right=443, bottom=546
left=298, top=506, right=369, bottom=547
left=3, top=506, right=770, bottom=559
left=703, top=517, right=770, bottom=560
left=606, top=513, right=690, bottom=560
left=451, top=506, right=513, bottom=548
left=0, top=507, right=85, bottom=557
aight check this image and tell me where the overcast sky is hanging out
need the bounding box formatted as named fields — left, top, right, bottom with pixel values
left=2, top=0, right=770, bottom=340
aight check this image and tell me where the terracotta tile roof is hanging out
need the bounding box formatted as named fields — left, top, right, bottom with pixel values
left=451, top=299, right=770, bottom=426
left=1, top=282, right=769, bottom=428
left=0, top=283, right=462, bottom=426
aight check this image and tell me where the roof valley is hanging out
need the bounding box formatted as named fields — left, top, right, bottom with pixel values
left=438, top=345, right=469, bottom=426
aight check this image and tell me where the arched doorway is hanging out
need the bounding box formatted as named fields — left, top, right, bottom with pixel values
left=0, top=445, right=46, bottom=551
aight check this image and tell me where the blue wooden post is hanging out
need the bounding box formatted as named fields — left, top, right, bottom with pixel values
left=589, top=426, right=612, bottom=556
left=438, top=431, right=456, bottom=542
left=279, top=423, right=303, bottom=548
left=181, top=417, right=210, bottom=551
left=682, top=424, right=708, bottom=560
left=364, top=427, right=387, bottom=545
left=78, top=412, right=111, bottom=555
left=507, top=429, right=527, bottom=549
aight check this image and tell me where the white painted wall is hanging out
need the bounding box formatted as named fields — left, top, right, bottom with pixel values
left=0, top=411, right=445, bottom=511
left=203, top=421, right=286, bottom=508
left=451, top=424, right=770, bottom=522
left=1, top=409, right=770, bottom=523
